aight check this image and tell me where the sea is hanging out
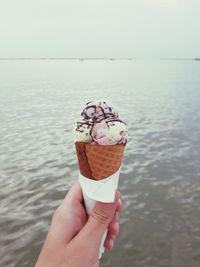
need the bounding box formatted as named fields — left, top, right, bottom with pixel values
left=0, top=59, right=200, bottom=267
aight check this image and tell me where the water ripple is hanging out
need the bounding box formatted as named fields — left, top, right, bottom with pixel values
left=1, top=60, right=200, bottom=267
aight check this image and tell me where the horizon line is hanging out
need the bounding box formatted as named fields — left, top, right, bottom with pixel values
left=0, top=57, right=199, bottom=61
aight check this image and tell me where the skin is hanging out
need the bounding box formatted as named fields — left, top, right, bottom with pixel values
left=35, top=181, right=122, bottom=267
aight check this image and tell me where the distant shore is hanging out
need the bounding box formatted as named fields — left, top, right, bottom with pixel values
left=0, top=57, right=200, bottom=61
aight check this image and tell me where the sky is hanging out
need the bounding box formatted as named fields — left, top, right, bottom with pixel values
left=0, top=0, right=199, bottom=58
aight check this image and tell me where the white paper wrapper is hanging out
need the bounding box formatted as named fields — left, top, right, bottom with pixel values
left=79, top=169, right=120, bottom=258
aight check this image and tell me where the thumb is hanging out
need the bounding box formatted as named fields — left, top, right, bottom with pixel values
left=77, top=192, right=120, bottom=249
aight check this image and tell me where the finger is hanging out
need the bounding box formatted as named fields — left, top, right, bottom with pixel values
left=74, top=192, right=120, bottom=251
left=104, top=233, right=116, bottom=251
left=116, top=198, right=123, bottom=212
left=112, top=212, right=119, bottom=224
left=107, top=213, right=119, bottom=236
left=104, top=239, right=114, bottom=251
left=50, top=181, right=86, bottom=245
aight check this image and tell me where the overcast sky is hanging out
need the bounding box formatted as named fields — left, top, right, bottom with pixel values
left=0, top=0, right=199, bottom=58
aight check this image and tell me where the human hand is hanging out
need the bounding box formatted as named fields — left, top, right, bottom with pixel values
left=35, top=181, right=122, bottom=267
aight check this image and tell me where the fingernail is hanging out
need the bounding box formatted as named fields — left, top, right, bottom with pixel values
left=117, top=198, right=123, bottom=212
left=114, top=221, right=119, bottom=230
left=109, top=239, right=114, bottom=249
left=114, top=212, right=119, bottom=221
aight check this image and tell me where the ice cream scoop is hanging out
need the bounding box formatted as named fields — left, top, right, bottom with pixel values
left=91, top=118, right=127, bottom=145
left=73, top=119, right=93, bottom=143
left=81, top=100, right=118, bottom=121
left=107, top=119, right=127, bottom=144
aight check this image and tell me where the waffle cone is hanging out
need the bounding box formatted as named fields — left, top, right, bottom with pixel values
left=75, top=142, right=125, bottom=180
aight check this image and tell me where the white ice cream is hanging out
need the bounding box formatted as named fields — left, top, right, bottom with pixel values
left=73, top=120, right=93, bottom=143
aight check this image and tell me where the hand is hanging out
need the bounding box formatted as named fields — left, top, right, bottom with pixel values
left=35, top=181, right=122, bottom=267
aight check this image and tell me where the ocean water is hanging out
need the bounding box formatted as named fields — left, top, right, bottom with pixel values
left=0, top=59, right=200, bottom=267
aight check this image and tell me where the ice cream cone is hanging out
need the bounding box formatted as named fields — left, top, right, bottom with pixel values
left=75, top=142, right=125, bottom=180
left=75, top=142, right=125, bottom=258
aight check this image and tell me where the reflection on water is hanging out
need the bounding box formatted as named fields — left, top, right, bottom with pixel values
left=0, top=60, right=200, bottom=267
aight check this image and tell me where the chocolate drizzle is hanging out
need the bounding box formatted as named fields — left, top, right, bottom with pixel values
left=81, top=101, right=118, bottom=122
left=75, top=120, right=93, bottom=133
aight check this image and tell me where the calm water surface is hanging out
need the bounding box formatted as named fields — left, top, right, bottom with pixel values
left=0, top=59, right=200, bottom=267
